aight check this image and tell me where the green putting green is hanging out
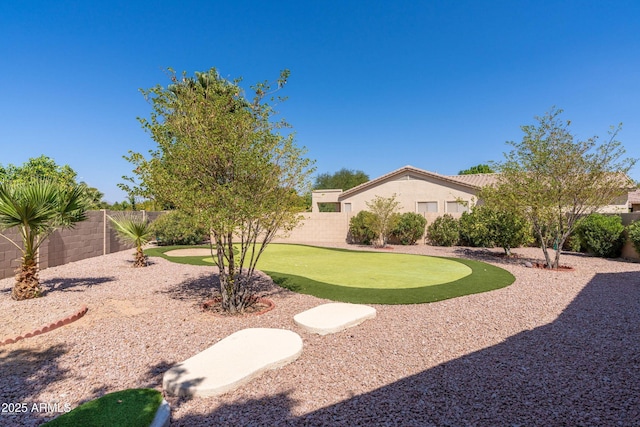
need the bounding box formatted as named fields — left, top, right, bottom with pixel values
left=147, top=244, right=515, bottom=304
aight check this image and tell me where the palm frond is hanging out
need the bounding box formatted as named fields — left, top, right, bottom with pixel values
left=108, top=213, right=155, bottom=246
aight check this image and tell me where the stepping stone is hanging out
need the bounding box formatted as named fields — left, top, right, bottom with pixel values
left=150, top=399, right=170, bottom=427
left=163, top=328, right=303, bottom=397
left=294, top=303, right=376, bottom=335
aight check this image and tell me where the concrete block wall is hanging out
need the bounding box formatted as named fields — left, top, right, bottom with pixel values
left=0, top=227, right=24, bottom=280
left=0, top=210, right=159, bottom=280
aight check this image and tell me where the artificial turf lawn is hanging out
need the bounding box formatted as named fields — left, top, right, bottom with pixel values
left=42, top=388, right=162, bottom=427
left=147, top=244, right=516, bottom=304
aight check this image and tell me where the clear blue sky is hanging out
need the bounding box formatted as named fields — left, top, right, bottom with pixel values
left=2, top=0, right=639, bottom=203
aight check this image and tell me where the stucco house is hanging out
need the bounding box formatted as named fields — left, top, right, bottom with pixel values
left=311, top=166, right=496, bottom=219
left=311, top=165, right=632, bottom=217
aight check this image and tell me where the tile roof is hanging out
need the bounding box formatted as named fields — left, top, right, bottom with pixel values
left=338, top=165, right=490, bottom=199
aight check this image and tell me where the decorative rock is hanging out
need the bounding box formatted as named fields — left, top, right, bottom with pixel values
left=294, top=303, right=377, bottom=335
left=524, top=261, right=533, bottom=268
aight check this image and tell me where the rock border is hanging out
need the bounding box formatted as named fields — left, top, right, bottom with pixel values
left=0, top=305, right=88, bottom=346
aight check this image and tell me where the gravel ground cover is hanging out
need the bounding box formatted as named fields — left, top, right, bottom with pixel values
left=0, top=243, right=639, bottom=426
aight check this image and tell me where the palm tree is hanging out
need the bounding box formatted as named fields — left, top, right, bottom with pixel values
left=108, top=213, right=154, bottom=267
left=0, top=180, right=88, bottom=300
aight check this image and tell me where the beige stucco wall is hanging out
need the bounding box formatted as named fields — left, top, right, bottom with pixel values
left=620, top=213, right=640, bottom=259
left=272, top=212, right=352, bottom=243
left=337, top=172, right=478, bottom=214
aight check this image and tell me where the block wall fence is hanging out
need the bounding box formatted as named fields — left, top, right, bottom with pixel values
left=1, top=211, right=639, bottom=280
left=0, top=210, right=164, bottom=280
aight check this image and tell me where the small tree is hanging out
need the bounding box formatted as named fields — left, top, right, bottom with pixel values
left=126, top=67, right=313, bottom=313
left=0, top=180, right=88, bottom=300
left=109, top=213, right=155, bottom=267
left=486, top=108, right=636, bottom=268
left=366, top=195, right=401, bottom=247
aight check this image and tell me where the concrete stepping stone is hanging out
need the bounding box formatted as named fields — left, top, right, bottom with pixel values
left=294, top=303, right=376, bottom=335
left=163, top=328, right=303, bottom=397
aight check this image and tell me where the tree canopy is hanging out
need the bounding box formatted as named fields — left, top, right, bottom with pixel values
left=482, top=107, right=636, bottom=268
left=126, top=67, right=314, bottom=313
left=458, top=164, right=495, bottom=175
left=0, top=155, right=106, bottom=209
left=313, top=168, right=369, bottom=190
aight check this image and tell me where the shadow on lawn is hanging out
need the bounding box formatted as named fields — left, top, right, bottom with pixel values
left=40, top=276, right=115, bottom=294
left=168, top=270, right=640, bottom=426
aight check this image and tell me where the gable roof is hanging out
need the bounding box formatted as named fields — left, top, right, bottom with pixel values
left=338, top=165, right=487, bottom=200
left=629, top=189, right=640, bottom=205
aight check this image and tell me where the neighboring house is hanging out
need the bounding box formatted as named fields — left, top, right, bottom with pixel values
left=311, top=165, right=496, bottom=217
left=311, top=165, right=631, bottom=216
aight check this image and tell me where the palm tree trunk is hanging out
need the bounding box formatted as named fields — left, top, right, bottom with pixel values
left=134, top=245, right=147, bottom=267
left=12, top=257, right=41, bottom=300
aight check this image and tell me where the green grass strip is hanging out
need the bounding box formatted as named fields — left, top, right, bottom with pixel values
left=42, top=388, right=162, bottom=427
left=147, top=244, right=515, bottom=304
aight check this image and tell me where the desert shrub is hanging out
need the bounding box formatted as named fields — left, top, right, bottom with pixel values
left=562, top=232, right=582, bottom=252
left=628, top=220, right=640, bottom=256
left=574, top=213, right=625, bottom=258
left=426, top=214, right=459, bottom=246
left=391, top=212, right=427, bottom=245
left=348, top=210, right=377, bottom=245
left=150, top=210, right=207, bottom=246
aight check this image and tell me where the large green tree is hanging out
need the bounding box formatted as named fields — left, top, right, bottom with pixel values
left=0, top=180, right=88, bottom=300
left=0, top=155, right=106, bottom=209
left=126, top=67, right=314, bottom=313
left=458, top=164, right=494, bottom=175
left=484, top=108, right=636, bottom=268
left=313, top=168, right=369, bottom=190
left=311, top=168, right=369, bottom=212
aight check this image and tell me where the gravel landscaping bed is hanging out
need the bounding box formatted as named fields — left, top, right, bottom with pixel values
left=1, top=243, right=639, bottom=426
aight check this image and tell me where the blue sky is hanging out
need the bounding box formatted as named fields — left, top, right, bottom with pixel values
left=2, top=1, right=639, bottom=203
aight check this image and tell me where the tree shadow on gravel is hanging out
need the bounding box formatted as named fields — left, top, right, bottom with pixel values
left=169, top=391, right=298, bottom=427
left=159, top=272, right=290, bottom=305
left=0, top=344, right=70, bottom=425
left=168, top=270, right=640, bottom=426
left=41, top=276, right=115, bottom=294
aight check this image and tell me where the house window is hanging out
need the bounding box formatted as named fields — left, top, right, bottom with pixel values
left=417, top=201, right=438, bottom=213
left=446, top=201, right=469, bottom=213
left=343, top=203, right=352, bottom=213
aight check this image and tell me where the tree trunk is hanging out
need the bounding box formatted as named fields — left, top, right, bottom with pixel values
left=133, top=246, right=147, bottom=267
left=12, top=258, right=41, bottom=300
